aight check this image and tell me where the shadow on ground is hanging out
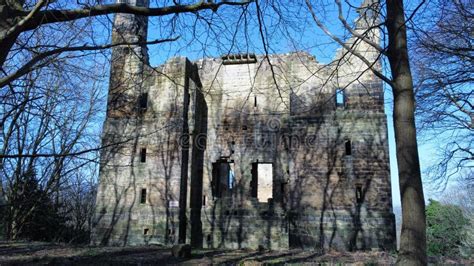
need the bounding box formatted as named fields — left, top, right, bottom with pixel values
left=0, top=241, right=400, bottom=265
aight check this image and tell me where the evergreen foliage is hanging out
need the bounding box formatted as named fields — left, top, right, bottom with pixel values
left=426, top=199, right=469, bottom=256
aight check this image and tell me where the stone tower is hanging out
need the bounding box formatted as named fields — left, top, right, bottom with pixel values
left=107, top=0, right=149, bottom=118
left=92, top=0, right=204, bottom=246
left=92, top=0, right=396, bottom=250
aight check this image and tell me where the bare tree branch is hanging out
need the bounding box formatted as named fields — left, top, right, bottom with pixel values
left=6, top=1, right=253, bottom=37
left=0, top=36, right=179, bottom=88
left=305, top=0, right=393, bottom=87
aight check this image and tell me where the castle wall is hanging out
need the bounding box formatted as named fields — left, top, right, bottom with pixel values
left=92, top=0, right=395, bottom=251
left=91, top=57, right=196, bottom=246
left=193, top=52, right=394, bottom=251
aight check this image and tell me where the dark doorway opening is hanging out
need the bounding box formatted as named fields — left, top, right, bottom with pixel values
left=211, top=159, right=235, bottom=198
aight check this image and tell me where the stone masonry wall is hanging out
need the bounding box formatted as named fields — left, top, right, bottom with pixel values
left=92, top=0, right=395, bottom=251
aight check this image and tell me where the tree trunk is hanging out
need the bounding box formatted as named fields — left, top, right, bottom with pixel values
left=0, top=33, right=17, bottom=69
left=0, top=1, right=22, bottom=68
left=386, top=0, right=427, bottom=265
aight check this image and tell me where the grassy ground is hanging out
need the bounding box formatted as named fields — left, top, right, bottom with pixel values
left=0, top=241, right=470, bottom=265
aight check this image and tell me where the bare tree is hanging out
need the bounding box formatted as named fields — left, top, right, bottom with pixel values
left=1, top=53, right=104, bottom=239
left=296, top=0, right=427, bottom=264
left=0, top=0, right=250, bottom=240
left=58, top=165, right=98, bottom=243
left=411, top=0, right=473, bottom=188
left=0, top=0, right=250, bottom=70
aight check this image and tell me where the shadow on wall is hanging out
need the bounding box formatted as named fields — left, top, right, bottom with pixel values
left=91, top=59, right=201, bottom=246
left=91, top=57, right=395, bottom=251
left=199, top=98, right=395, bottom=251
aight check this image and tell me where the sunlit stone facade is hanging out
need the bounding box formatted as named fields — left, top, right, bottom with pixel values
left=92, top=0, right=395, bottom=251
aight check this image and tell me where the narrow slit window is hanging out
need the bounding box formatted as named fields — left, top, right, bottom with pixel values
left=336, top=89, right=345, bottom=107
left=140, top=188, right=147, bottom=204
left=140, top=148, right=147, bottom=163
left=139, top=92, right=148, bottom=111
left=254, top=95, right=257, bottom=108
left=202, top=195, right=206, bottom=206
left=228, top=163, right=235, bottom=189
left=356, top=186, right=363, bottom=204
left=345, top=140, right=352, bottom=156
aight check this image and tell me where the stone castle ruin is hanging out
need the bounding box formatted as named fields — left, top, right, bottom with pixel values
left=92, top=0, right=396, bottom=251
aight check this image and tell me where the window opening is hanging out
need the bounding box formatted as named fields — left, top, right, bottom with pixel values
left=345, top=140, right=352, bottom=156
left=140, top=188, right=147, bottom=204
left=251, top=163, right=258, bottom=198
left=336, top=88, right=345, bottom=107
left=228, top=163, right=235, bottom=189
left=211, top=159, right=232, bottom=197
left=140, top=148, right=147, bottom=162
left=139, top=92, right=148, bottom=111
left=251, top=162, right=273, bottom=203
left=356, top=186, right=363, bottom=203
